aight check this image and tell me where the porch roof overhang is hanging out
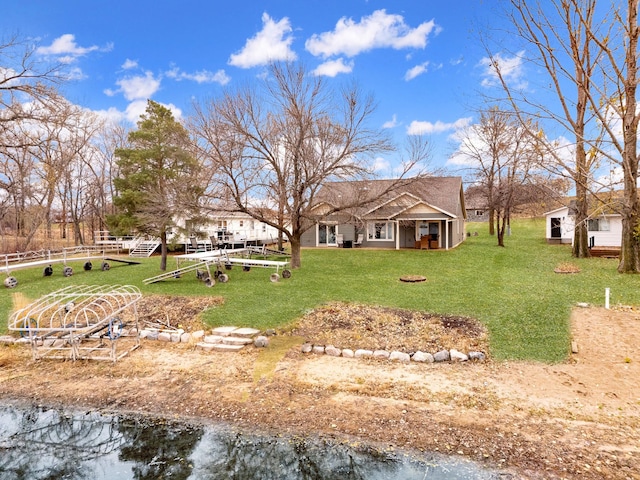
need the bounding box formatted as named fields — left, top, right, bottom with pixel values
left=362, top=198, right=457, bottom=221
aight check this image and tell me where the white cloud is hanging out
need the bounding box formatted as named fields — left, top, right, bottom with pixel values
left=312, top=58, right=353, bottom=77
left=407, top=117, right=472, bottom=135
left=228, top=13, right=297, bottom=68
left=36, top=34, right=107, bottom=63
left=166, top=67, right=231, bottom=85
left=66, top=67, right=86, bottom=81
left=404, top=61, right=429, bottom=81
left=382, top=114, right=399, bottom=129
left=373, top=156, right=391, bottom=172
left=305, top=9, right=440, bottom=58
left=479, top=51, right=527, bottom=89
left=122, top=59, right=138, bottom=70
left=125, top=99, right=149, bottom=123
left=116, top=71, right=161, bottom=101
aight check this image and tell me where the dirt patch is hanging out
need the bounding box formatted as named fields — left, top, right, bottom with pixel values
left=1, top=300, right=639, bottom=479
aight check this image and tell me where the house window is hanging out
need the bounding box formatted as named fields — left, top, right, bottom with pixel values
left=239, top=220, right=244, bottom=227
left=367, top=221, right=394, bottom=241
left=475, top=210, right=484, bottom=216
left=588, top=218, right=610, bottom=232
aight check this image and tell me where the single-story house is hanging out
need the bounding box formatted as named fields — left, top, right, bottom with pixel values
left=464, top=186, right=490, bottom=222
left=544, top=200, right=622, bottom=247
left=301, top=176, right=467, bottom=250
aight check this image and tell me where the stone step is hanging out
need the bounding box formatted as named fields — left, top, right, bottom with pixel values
left=222, top=336, right=254, bottom=346
left=196, top=342, right=244, bottom=352
left=211, top=326, right=261, bottom=338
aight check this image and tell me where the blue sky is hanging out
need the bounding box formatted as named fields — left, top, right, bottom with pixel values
left=2, top=1, right=512, bottom=173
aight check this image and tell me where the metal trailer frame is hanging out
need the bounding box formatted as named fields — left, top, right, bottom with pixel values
left=8, top=284, right=143, bottom=362
left=1, top=247, right=140, bottom=288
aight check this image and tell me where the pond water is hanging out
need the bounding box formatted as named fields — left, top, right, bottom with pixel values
left=0, top=404, right=510, bottom=479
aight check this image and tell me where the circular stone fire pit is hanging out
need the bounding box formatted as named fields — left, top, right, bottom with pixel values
left=399, top=275, right=427, bottom=283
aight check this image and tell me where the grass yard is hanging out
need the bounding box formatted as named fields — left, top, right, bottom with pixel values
left=3, top=218, right=640, bottom=362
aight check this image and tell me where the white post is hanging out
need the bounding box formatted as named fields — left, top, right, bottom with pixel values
left=605, top=288, right=610, bottom=309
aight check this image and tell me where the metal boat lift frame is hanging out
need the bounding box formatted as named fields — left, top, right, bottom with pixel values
left=143, top=247, right=291, bottom=286
left=8, top=284, right=143, bottom=362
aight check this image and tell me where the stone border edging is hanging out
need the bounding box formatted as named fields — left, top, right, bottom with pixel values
left=300, top=343, right=486, bottom=363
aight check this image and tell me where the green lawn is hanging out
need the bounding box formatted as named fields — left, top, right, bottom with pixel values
left=3, top=218, right=640, bottom=362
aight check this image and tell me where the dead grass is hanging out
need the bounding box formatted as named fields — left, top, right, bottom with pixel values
left=287, top=302, right=489, bottom=354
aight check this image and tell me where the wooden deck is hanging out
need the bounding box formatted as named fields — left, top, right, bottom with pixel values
left=589, top=247, right=620, bottom=258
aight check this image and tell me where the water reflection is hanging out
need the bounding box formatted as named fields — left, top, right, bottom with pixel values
left=0, top=405, right=506, bottom=479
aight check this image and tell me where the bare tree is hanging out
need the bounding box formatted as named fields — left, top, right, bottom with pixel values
left=1, top=34, right=65, bottom=146
left=485, top=0, right=606, bottom=258
left=453, top=107, right=542, bottom=246
left=583, top=0, right=640, bottom=272
left=189, top=62, right=429, bottom=269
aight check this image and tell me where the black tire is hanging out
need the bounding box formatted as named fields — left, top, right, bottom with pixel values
left=204, top=277, right=214, bottom=287
left=218, top=273, right=229, bottom=283
left=270, top=273, right=280, bottom=283
left=282, top=269, right=291, bottom=279
left=243, top=265, right=251, bottom=272
left=63, top=266, right=73, bottom=277
left=83, top=261, right=93, bottom=271
left=4, top=276, right=18, bottom=289
left=43, top=265, right=53, bottom=277
left=225, top=263, right=232, bottom=270
left=101, top=262, right=110, bottom=271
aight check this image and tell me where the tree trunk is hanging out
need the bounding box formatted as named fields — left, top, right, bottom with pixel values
left=572, top=181, right=590, bottom=258
left=618, top=0, right=640, bottom=273
left=160, top=230, right=168, bottom=271
left=289, top=236, right=302, bottom=269
left=489, top=208, right=495, bottom=236
left=496, top=211, right=506, bottom=247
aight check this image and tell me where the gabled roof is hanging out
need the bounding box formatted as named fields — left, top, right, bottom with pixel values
left=314, top=176, right=464, bottom=220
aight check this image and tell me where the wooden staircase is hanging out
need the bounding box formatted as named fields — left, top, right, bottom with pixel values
left=129, top=238, right=161, bottom=257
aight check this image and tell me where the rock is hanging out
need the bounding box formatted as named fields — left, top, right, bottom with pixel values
left=146, top=330, right=159, bottom=341
left=0, top=335, right=15, bottom=345
left=312, top=345, right=325, bottom=354
left=203, top=335, right=224, bottom=344
left=389, top=351, right=411, bottom=363
left=265, top=329, right=277, bottom=336
left=158, top=332, right=171, bottom=342
left=411, top=351, right=434, bottom=363
left=373, top=350, right=390, bottom=360
left=341, top=348, right=354, bottom=358
left=576, top=302, right=590, bottom=308
left=170, top=332, right=182, bottom=343
left=354, top=349, right=373, bottom=358
left=191, top=330, right=205, bottom=341
left=433, top=350, right=450, bottom=362
left=254, top=336, right=269, bottom=348
left=232, top=327, right=261, bottom=337
left=450, top=349, right=468, bottom=362
left=14, top=337, right=31, bottom=345
left=325, top=345, right=341, bottom=357
left=211, top=326, right=238, bottom=336
left=180, top=332, right=192, bottom=343
left=468, top=351, right=486, bottom=362
left=222, top=336, right=253, bottom=346
left=301, top=343, right=313, bottom=353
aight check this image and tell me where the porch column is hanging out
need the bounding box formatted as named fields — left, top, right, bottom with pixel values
left=395, top=221, right=400, bottom=250
left=445, top=220, right=449, bottom=251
